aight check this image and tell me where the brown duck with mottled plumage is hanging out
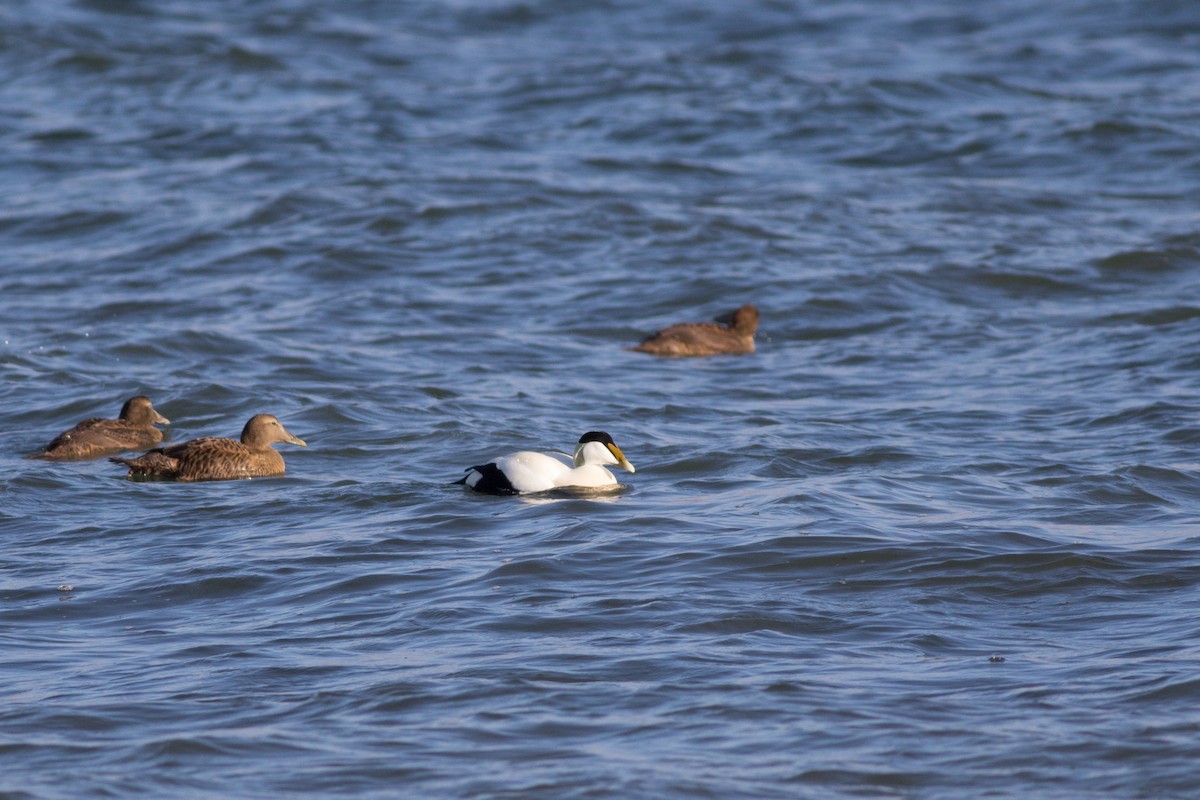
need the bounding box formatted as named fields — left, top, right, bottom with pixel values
left=110, top=414, right=306, bottom=482
left=27, top=395, right=171, bottom=461
left=630, top=303, right=760, bottom=357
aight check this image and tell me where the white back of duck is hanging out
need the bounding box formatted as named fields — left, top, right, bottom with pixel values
left=495, top=451, right=571, bottom=493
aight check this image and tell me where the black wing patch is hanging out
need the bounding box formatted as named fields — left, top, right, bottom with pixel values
left=460, top=462, right=519, bottom=495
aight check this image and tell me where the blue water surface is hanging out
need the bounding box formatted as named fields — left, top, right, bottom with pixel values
left=3, top=1, right=1200, bottom=797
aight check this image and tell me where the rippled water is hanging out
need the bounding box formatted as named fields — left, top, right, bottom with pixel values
left=4, top=1, right=1200, bottom=797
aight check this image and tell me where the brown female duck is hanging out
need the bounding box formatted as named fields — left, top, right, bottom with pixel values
left=630, top=303, right=760, bottom=357
left=110, top=414, right=306, bottom=482
left=28, top=395, right=171, bottom=461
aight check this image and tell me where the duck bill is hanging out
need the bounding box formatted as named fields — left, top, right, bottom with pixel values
left=283, top=428, right=308, bottom=447
left=154, top=411, right=171, bottom=425
left=608, top=443, right=635, bottom=473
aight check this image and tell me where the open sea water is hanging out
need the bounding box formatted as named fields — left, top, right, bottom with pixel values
left=3, top=0, right=1200, bottom=797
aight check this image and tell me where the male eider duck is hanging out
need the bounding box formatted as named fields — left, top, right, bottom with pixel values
left=28, top=395, right=171, bottom=461
left=630, top=303, right=760, bottom=357
left=459, top=431, right=635, bottom=495
left=110, top=414, right=306, bottom=482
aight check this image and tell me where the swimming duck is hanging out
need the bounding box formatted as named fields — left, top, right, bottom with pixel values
left=630, top=303, right=760, bottom=357
left=110, top=414, right=306, bottom=482
left=459, top=431, right=635, bottom=495
left=28, top=395, right=171, bottom=461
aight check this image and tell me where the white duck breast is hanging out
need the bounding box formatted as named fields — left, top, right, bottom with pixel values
left=460, top=431, right=635, bottom=495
